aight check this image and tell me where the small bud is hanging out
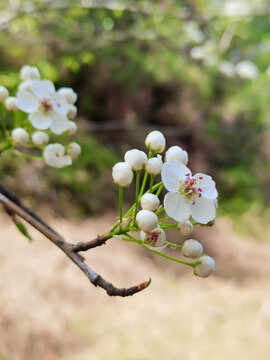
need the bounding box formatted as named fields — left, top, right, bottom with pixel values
left=165, top=146, right=188, bottom=165
left=194, top=255, right=215, bottom=278
left=136, top=210, right=158, bottom=232
left=18, top=81, right=33, bottom=93
left=0, top=86, right=9, bottom=103
left=67, top=105, right=77, bottom=120
left=182, top=239, right=203, bottom=259
left=20, top=65, right=40, bottom=81
left=44, top=144, right=72, bottom=168
left=32, top=131, right=49, bottom=146
left=112, top=162, right=133, bottom=187
left=11, top=128, right=29, bottom=145
left=67, top=142, right=81, bottom=159
left=141, top=226, right=167, bottom=250
left=58, top=87, right=77, bottom=104
left=177, top=220, right=193, bottom=235
left=66, top=121, right=77, bottom=136
left=124, top=149, right=147, bottom=171
left=146, top=155, right=163, bottom=175
left=141, top=193, right=160, bottom=212
left=145, top=130, right=166, bottom=153
left=5, top=97, right=19, bottom=112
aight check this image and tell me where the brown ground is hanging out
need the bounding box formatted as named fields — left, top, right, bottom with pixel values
left=1, top=212, right=270, bottom=360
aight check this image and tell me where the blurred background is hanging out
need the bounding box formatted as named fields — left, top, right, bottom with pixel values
left=0, top=1, right=270, bottom=359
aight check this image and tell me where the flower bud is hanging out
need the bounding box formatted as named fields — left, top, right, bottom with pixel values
left=141, top=226, right=167, bottom=250
left=20, top=65, right=40, bottom=81
left=18, top=81, right=33, bottom=93
left=177, top=220, right=193, bottom=235
left=5, top=97, right=18, bottom=111
left=67, top=142, right=81, bottom=159
left=0, top=86, right=9, bottom=103
left=67, top=105, right=77, bottom=120
left=112, top=162, right=133, bottom=187
left=11, top=128, right=29, bottom=145
left=58, top=87, right=77, bottom=104
left=145, top=130, right=166, bottom=153
left=194, top=255, right=215, bottom=278
left=136, top=210, right=158, bottom=232
left=124, top=149, right=147, bottom=171
left=146, top=155, right=163, bottom=175
left=66, top=121, right=77, bottom=135
left=165, top=146, right=188, bottom=165
left=32, top=131, right=49, bottom=146
left=141, top=193, right=160, bottom=212
left=182, top=239, right=203, bottom=259
left=44, top=144, right=72, bottom=168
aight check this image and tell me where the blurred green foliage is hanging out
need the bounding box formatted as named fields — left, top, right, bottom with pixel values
left=0, top=0, right=269, bottom=235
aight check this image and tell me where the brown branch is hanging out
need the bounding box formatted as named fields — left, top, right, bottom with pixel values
left=0, top=192, right=150, bottom=297
left=72, top=234, right=111, bottom=252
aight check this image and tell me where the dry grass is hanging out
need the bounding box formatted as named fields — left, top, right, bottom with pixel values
left=1, top=212, right=270, bottom=360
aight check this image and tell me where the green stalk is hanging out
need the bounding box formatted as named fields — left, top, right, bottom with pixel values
left=119, top=186, right=123, bottom=226
left=149, top=175, right=155, bottom=192
left=133, top=170, right=141, bottom=226
left=12, top=150, right=43, bottom=160
left=159, top=223, right=177, bottom=229
left=156, top=183, right=164, bottom=196
left=139, top=171, right=148, bottom=197
left=0, top=105, right=7, bottom=138
left=165, top=240, right=183, bottom=249
left=148, top=248, right=198, bottom=268
left=159, top=217, right=172, bottom=222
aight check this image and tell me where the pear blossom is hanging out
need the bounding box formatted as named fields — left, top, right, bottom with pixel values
left=32, top=131, right=49, bottom=146
left=194, top=255, right=215, bottom=278
left=165, top=146, right=188, bottom=165
left=112, top=162, right=133, bottom=186
left=145, top=130, right=166, bottom=153
left=11, top=128, right=29, bottom=145
left=146, top=155, right=163, bottom=175
left=235, top=61, right=258, bottom=79
left=0, top=86, right=9, bottom=103
left=161, top=160, right=218, bottom=224
left=17, top=80, right=70, bottom=134
left=43, top=143, right=72, bottom=168
left=67, top=105, right=77, bottom=120
left=66, top=121, right=77, bottom=135
left=124, top=149, right=147, bottom=171
left=67, top=142, right=81, bottom=159
left=182, top=239, right=203, bottom=259
left=5, top=97, right=18, bottom=111
left=140, top=227, right=167, bottom=251
left=58, top=87, right=77, bottom=104
left=18, top=81, right=33, bottom=93
left=136, top=210, right=158, bottom=232
left=140, top=193, right=160, bottom=212
left=177, top=220, right=194, bottom=236
left=20, top=65, right=40, bottom=81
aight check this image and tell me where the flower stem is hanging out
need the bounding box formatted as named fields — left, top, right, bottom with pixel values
left=119, top=186, right=123, bottom=226
left=0, top=105, right=8, bottom=138
left=149, top=175, right=155, bottom=192
left=148, top=248, right=198, bottom=267
left=133, top=170, right=141, bottom=226
left=139, top=171, right=148, bottom=197
left=12, top=149, right=43, bottom=160
left=165, top=240, right=183, bottom=249
left=159, top=223, right=177, bottom=229
left=156, top=183, right=164, bottom=196
left=159, top=217, right=172, bottom=222
left=156, top=207, right=165, bottom=216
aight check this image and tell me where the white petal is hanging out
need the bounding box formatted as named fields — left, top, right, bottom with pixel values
left=51, top=93, right=69, bottom=115
left=190, top=196, right=216, bottom=224
left=50, top=112, right=69, bottom=134
left=195, top=173, right=218, bottom=199
left=17, top=91, right=39, bottom=113
left=29, top=111, right=52, bottom=130
left=164, top=192, right=190, bottom=221
left=31, top=80, right=55, bottom=99
left=161, top=160, right=191, bottom=192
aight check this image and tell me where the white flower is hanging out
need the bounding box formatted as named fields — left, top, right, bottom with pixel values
left=161, top=160, right=218, bottom=224
left=20, top=65, right=40, bottom=81
left=67, top=104, right=77, bottom=120
left=0, top=86, right=9, bottom=103
left=218, top=62, right=236, bottom=77
left=11, top=128, right=29, bottom=145
left=17, top=80, right=70, bottom=134
left=141, top=193, right=160, bottom=212
left=43, top=143, right=72, bottom=168
left=136, top=210, right=158, bottom=232
left=182, top=239, right=203, bottom=259
left=66, top=121, right=77, bottom=135
left=67, top=142, right=81, bottom=159
left=58, top=87, right=77, bottom=104
left=112, top=162, right=133, bottom=186
left=124, top=149, right=147, bottom=171
left=235, top=61, right=258, bottom=79
left=140, top=226, right=167, bottom=251
left=18, top=81, right=33, bottom=93
left=32, top=131, right=49, bottom=146
left=165, top=146, right=188, bottom=165
left=5, top=97, right=18, bottom=111
left=194, top=255, right=215, bottom=278
left=145, top=130, right=166, bottom=153
left=146, top=155, right=163, bottom=175
left=177, top=220, right=193, bottom=235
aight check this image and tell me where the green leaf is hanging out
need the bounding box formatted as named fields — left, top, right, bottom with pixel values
left=15, top=222, right=33, bottom=242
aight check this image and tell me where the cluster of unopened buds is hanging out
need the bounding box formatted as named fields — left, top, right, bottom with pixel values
left=112, top=131, right=218, bottom=278
left=0, top=65, right=80, bottom=167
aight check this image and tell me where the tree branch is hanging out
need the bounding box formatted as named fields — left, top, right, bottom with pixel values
left=0, top=190, right=150, bottom=297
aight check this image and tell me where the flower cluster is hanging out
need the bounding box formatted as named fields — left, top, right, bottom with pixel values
left=0, top=65, right=80, bottom=167
left=111, top=130, right=217, bottom=278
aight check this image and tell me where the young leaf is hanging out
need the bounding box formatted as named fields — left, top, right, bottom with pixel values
left=15, top=222, right=33, bottom=242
